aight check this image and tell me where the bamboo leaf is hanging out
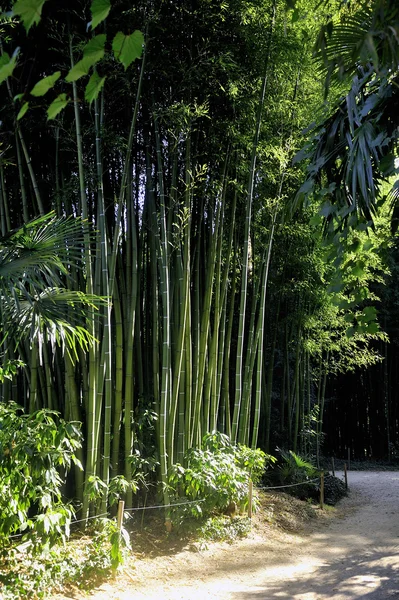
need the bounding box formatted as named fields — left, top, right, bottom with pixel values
left=47, top=93, right=68, bottom=120
left=84, top=71, right=106, bottom=104
left=90, top=0, right=110, bottom=29
left=30, top=71, right=61, bottom=96
left=0, top=49, right=19, bottom=85
left=112, top=30, right=144, bottom=70
left=12, top=0, right=47, bottom=31
left=17, top=101, right=29, bottom=120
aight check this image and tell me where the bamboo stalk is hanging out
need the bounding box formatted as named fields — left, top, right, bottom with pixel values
left=154, top=113, right=172, bottom=520
left=232, top=0, right=276, bottom=442
left=69, top=35, right=97, bottom=523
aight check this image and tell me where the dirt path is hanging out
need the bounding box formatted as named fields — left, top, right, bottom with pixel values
left=69, top=471, right=399, bottom=599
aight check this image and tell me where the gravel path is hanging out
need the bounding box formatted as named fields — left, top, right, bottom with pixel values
left=74, top=471, right=399, bottom=600
left=244, top=471, right=399, bottom=599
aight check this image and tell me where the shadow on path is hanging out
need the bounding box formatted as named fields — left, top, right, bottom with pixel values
left=232, top=544, right=399, bottom=599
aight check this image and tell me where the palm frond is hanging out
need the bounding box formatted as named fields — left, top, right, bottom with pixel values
left=1, top=288, right=104, bottom=361
left=315, top=1, right=399, bottom=95
left=0, top=212, right=86, bottom=285
left=295, top=69, right=399, bottom=227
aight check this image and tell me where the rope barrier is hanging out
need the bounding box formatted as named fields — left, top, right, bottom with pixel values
left=5, top=476, right=325, bottom=541
left=256, top=477, right=320, bottom=491
left=6, top=511, right=110, bottom=540
left=71, top=512, right=109, bottom=525
left=124, top=498, right=206, bottom=512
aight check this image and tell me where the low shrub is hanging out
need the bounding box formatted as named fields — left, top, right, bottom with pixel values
left=0, top=519, right=125, bottom=599
left=266, top=448, right=320, bottom=501
left=168, top=431, right=275, bottom=521
left=0, top=403, right=82, bottom=550
left=199, top=515, right=251, bottom=544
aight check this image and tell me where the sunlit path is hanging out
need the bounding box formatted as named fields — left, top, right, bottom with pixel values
left=69, top=471, right=399, bottom=600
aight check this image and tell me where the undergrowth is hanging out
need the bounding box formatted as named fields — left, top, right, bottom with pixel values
left=198, top=516, right=251, bottom=544
left=0, top=519, right=130, bottom=599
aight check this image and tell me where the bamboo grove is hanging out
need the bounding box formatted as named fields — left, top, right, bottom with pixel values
left=0, top=0, right=398, bottom=515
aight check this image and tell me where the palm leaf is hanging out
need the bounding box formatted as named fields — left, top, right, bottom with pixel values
left=1, top=288, right=103, bottom=361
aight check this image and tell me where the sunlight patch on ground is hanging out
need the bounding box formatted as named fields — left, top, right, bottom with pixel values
left=258, top=558, right=325, bottom=578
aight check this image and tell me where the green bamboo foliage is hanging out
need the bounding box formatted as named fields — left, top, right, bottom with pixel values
left=1, top=0, right=381, bottom=520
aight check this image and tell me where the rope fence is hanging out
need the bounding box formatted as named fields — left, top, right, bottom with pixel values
left=124, top=498, right=206, bottom=513
left=7, top=465, right=351, bottom=541
left=256, top=477, right=320, bottom=491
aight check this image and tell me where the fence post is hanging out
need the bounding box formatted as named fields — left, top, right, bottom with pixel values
left=344, top=462, right=348, bottom=489
left=331, top=457, right=335, bottom=477
left=347, top=448, right=350, bottom=470
left=117, top=499, right=125, bottom=532
left=248, top=479, right=253, bottom=519
left=320, top=472, right=324, bottom=510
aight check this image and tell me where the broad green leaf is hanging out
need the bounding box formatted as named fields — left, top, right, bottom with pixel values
left=343, top=312, right=354, bottom=323
left=297, top=178, right=313, bottom=196
left=336, top=299, right=350, bottom=309
left=366, top=322, right=379, bottom=334
left=12, top=0, right=47, bottom=32
left=309, top=214, right=322, bottom=227
left=47, top=93, right=68, bottom=120
left=84, top=71, right=106, bottom=104
left=90, top=0, right=110, bottom=29
left=345, top=326, right=355, bottom=339
left=65, top=57, right=93, bottom=82
left=30, top=71, right=61, bottom=96
left=348, top=237, right=362, bottom=253
left=291, top=8, right=299, bottom=22
left=362, top=240, right=373, bottom=251
left=356, top=324, right=367, bottom=334
left=65, top=35, right=106, bottom=82
left=361, top=306, right=377, bottom=323
left=0, top=49, right=19, bottom=85
left=112, top=30, right=144, bottom=70
left=17, top=102, right=29, bottom=120
left=83, top=34, right=106, bottom=60
left=327, top=282, right=344, bottom=293
left=352, top=260, right=365, bottom=277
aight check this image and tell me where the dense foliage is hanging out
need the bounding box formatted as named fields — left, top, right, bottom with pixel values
left=0, top=0, right=398, bottom=546
left=0, top=404, right=81, bottom=548
left=169, top=431, right=272, bottom=518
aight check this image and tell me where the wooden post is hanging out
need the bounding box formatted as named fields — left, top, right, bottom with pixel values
left=347, top=448, right=350, bottom=470
left=344, top=462, right=348, bottom=489
left=320, top=472, right=324, bottom=510
left=165, top=519, right=172, bottom=533
left=117, top=500, right=125, bottom=532
left=248, top=479, right=253, bottom=519
left=331, top=457, right=335, bottom=477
